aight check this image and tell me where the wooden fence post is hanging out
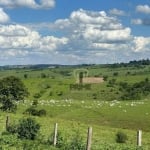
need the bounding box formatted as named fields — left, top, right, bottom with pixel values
left=137, top=130, right=142, bottom=146
left=53, top=123, right=58, bottom=146
left=86, top=127, right=92, bottom=150
left=6, top=116, right=9, bottom=131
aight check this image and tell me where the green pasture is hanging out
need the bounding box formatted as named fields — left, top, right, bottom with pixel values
left=0, top=64, right=150, bottom=149
left=1, top=99, right=150, bottom=149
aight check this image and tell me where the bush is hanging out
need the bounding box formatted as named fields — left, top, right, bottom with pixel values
left=7, top=123, right=18, bottom=134
left=0, top=134, right=19, bottom=146
left=38, top=109, right=47, bottom=116
left=113, top=72, right=119, bottom=76
left=49, top=91, right=53, bottom=96
left=24, top=107, right=47, bottom=117
left=68, top=131, right=85, bottom=150
left=119, top=79, right=150, bottom=100
left=48, top=131, right=66, bottom=148
left=24, top=107, right=39, bottom=116
left=41, top=73, right=47, bottom=78
left=103, top=75, right=108, bottom=81
left=56, top=132, right=66, bottom=148
left=116, top=131, right=128, bottom=143
left=17, top=118, right=40, bottom=140
left=24, top=74, right=28, bottom=79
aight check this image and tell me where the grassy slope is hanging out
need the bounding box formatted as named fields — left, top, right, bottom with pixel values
left=0, top=65, right=150, bottom=148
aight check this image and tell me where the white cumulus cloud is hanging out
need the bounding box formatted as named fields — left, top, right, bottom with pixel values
left=131, top=19, right=142, bottom=25
left=51, top=9, right=132, bottom=53
left=136, top=5, right=150, bottom=14
left=133, top=37, right=150, bottom=52
left=23, top=9, right=150, bottom=64
left=0, top=24, right=68, bottom=59
left=0, top=8, right=9, bottom=23
left=0, top=9, right=150, bottom=64
left=0, top=0, right=55, bottom=9
left=109, top=8, right=126, bottom=16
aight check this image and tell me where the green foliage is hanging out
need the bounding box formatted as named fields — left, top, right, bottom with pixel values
left=24, top=107, right=46, bottom=117
left=7, top=123, right=18, bottom=134
left=113, top=72, right=119, bottom=76
left=103, top=75, right=108, bottom=81
left=68, top=131, right=85, bottom=150
left=17, top=118, right=40, bottom=140
left=79, top=72, right=84, bottom=84
left=116, top=131, right=128, bottom=143
left=49, top=91, right=53, bottom=96
left=0, top=99, right=17, bottom=112
left=24, top=107, right=39, bottom=116
left=56, top=131, right=66, bottom=148
left=93, top=142, right=144, bottom=150
left=0, top=133, right=20, bottom=147
left=48, top=131, right=66, bottom=148
left=24, top=74, right=28, bottom=79
left=33, top=93, right=42, bottom=99
left=0, top=76, right=29, bottom=112
left=38, top=109, right=46, bottom=116
left=41, top=73, right=47, bottom=78
left=120, top=79, right=150, bottom=100
left=107, top=79, right=116, bottom=87
left=48, top=130, right=85, bottom=150
left=70, top=84, right=91, bottom=90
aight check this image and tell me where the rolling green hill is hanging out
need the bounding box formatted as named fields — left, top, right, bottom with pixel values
left=0, top=61, right=150, bottom=149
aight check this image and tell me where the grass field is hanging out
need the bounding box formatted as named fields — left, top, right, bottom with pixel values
left=0, top=63, right=150, bottom=149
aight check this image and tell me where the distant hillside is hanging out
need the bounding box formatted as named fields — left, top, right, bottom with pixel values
left=0, top=58, right=149, bottom=70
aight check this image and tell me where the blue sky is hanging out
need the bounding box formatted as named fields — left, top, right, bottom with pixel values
left=0, top=0, right=150, bottom=65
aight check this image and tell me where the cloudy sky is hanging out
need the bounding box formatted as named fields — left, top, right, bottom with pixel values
left=0, top=0, right=150, bottom=65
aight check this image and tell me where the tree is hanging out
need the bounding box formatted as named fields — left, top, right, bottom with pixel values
left=41, top=73, right=46, bottom=78
left=24, top=74, right=28, bottom=79
left=116, top=131, right=128, bottom=143
left=79, top=72, right=83, bottom=84
left=0, top=76, right=29, bottom=112
left=17, top=118, right=40, bottom=140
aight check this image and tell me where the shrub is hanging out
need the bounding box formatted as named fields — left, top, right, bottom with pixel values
left=103, top=75, right=108, bottom=81
left=92, top=93, right=97, bottom=99
left=41, top=73, right=47, bottom=78
left=38, top=109, right=47, bottom=116
left=24, top=74, right=28, bottom=79
left=7, top=123, right=18, bottom=134
left=57, top=133, right=65, bottom=148
left=49, top=91, right=53, bottom=96
left=113, top=72, right=119, bottom=76
left=116, top=131, right=128, bottom=143
left=48, top=131, right=66, bottom=148
left=17, top=118, right=40, bottom=140
left=24, top=107, right=39, bottom=116
left=0, top=133, right=19, bottom=146
left=68, top=131, right=85, bottom=150
left=24, top=107, right=46, bottom=117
